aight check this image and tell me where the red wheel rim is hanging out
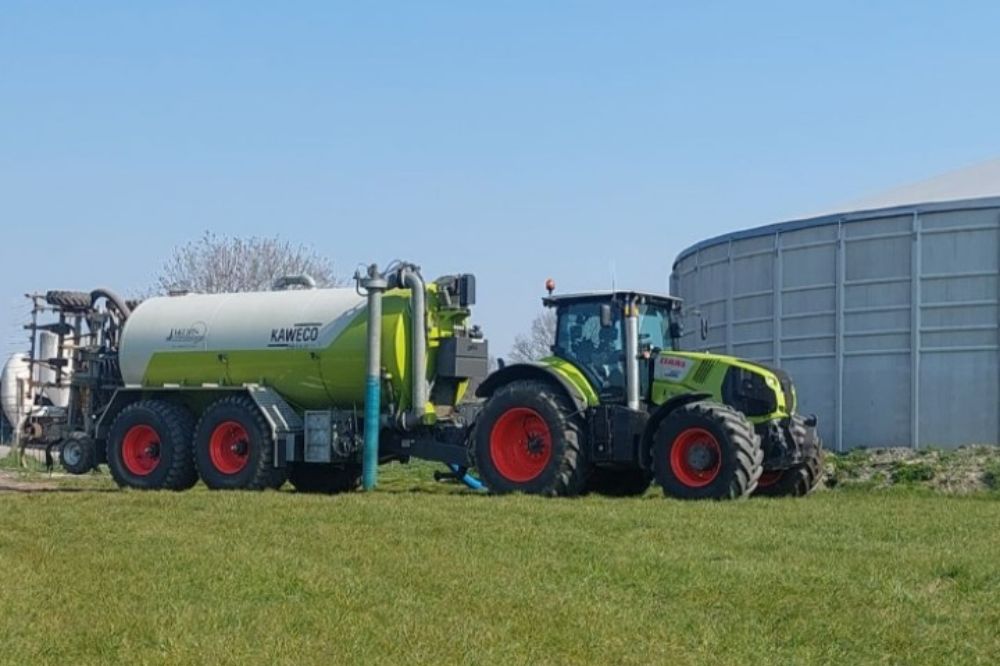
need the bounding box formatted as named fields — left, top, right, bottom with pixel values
left=209, top=421, right=251, bottom=475
left=489, top=407, right=553, bottom=483
left=758, top=470, right=783, bottom=487
left=121, top=424, right=161, bottom=476
left=669, top=427, right=722, bottom=487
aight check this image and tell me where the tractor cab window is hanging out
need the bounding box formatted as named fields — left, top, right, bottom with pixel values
left=553, top=301, right=626, bottom=400
left=638, top=303, right=670, bottom=352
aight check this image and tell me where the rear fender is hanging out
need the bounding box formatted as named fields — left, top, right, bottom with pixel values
left=476, top=363, right=590, bottom=414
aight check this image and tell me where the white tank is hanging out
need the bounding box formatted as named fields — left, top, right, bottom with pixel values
left=119, top=288, right=368, bottom=386
left=1, top=353, right=31, bottom=432
left=37, top=331, right=71, bottom=408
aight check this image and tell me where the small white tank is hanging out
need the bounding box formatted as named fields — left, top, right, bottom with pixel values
left=36, top=331, right=71, bottom=408
left=1, top=353, right=31, bottom=433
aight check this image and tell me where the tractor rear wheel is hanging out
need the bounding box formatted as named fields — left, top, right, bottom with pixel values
left=106, top=400, right=198, bottom=490
left=754, top=416, right=824, bottom=497
left=194, top=396, right=287, bottom=490
left=585, top=467, right=653, bottom=497
left=473, top=380, right=587, bottom=496
left=652, top=401, right=762, bottom=500
left=288, top=463, right=361, bottom=494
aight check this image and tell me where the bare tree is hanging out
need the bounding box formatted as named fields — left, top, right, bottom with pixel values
left=155, top=232, right=343, bottom=294
left=508, top=310, right=557, bottom=362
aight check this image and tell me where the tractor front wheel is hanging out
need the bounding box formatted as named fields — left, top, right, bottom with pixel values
left=652, top=401, right=762, bottom=500
left=473, top=380, right=587, bottom=496
left=754, top=416, right=824, bottom=497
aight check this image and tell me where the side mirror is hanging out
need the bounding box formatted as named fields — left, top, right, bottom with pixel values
left=600, top=303, right=613, bottom=328
left=669, top=322, right=683, bottom=341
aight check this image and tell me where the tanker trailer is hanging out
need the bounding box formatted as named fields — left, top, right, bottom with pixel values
left=90, top=262, right=488, bottom=492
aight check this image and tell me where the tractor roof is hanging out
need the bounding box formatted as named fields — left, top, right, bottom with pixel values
left=542, top=290, right=682, bottom=309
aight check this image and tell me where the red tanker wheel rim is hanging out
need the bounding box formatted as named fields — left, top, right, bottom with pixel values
left=489, top=407, right=553, bottom=483
left=121, top=424, right=161, bottom=476
left=758, top=470, right=783, bottom=487
left=669, top=427, right=722, bottom=487
left=209, top=421, right=251, bottom=475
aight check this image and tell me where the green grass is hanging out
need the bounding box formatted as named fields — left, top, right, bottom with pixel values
left=0, top=465, right=998, bottom=665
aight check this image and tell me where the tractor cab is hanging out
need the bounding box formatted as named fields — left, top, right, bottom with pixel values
left=543, top=291, right=683, bottom=408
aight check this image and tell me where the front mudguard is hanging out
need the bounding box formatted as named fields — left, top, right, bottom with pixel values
left=755, top=414, right=819, bottom=471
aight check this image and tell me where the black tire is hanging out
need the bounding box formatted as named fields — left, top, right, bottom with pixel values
left=754, top=415, right=825, bottom=497
left=45, top=290, right=92, bottom=311
left=106, top=400, right=198, bottom=490
left=652, top=401, right=763, bottom=500
left=193, top=395, right=287, bottom=490
left=288, top=463, right=361, bottom=494
left=60, top=433, right=96, bottom=475
left=473, top=380, right=587, bottom=496
left=585, top=467, right=653, bottom=497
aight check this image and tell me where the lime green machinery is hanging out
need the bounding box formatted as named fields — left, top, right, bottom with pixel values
left=473, top=290, right=824, bottom=499
left=48, top=263, right=488, bottom=492
left=39, top=264, right=820, bottom=501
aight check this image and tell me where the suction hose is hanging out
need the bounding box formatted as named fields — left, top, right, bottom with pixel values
left=90, top=288, right=132, bottom=319
left=447, top=464, right=486, bottom=491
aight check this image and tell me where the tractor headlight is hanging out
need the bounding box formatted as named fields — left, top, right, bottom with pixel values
left=721, top=368, right=779, bottom=417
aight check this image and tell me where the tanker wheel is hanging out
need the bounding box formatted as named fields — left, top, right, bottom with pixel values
left=473, top=380, right=587, bottom=497
left=106, top=400, right=198, bottom=490
left=60, top=433, right=96, bottom=475
left=288, top=463, right=362, bottom=494
left=585, top=467, right=653, bottom=497
left=194, top=395, right=287, bottom=490
left=652, top=401, right=762, bottom=500
left=754, top=416, right=825, bottom=497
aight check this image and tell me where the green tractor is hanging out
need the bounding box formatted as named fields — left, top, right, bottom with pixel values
left=473, top=289, right=824, bottom=499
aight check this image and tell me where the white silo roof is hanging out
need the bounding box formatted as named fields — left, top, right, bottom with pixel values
left=810, top=157, right=1000, bottom=217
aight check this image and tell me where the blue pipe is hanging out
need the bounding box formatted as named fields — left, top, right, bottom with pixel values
left=362, top=376, right=381, bottom=490
left=448, top=464, right=486, bottom=491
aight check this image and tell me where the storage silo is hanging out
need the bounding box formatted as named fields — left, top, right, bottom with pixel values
left=672, top=160, right=1000, bottom=450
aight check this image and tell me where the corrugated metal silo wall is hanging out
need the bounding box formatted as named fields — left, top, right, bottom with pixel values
left=671, top=201, right=1000, bottom=450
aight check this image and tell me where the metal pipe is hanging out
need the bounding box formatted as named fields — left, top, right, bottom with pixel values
left=399, top=265, right=428, bottom=428
left=359, top=264, right=387, bottom=491
left=90, top=288, right=132, bottom=320
left=624, top=298, right=641, bottom=410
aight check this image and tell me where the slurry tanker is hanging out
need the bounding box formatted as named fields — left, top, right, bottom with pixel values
left=9, top=262, right=822, bottom=499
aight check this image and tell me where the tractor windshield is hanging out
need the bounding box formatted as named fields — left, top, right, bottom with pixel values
left=637, top=302, right=674, bottom=352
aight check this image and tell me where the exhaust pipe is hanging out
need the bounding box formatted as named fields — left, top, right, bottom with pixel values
left=624, top=298, right=641, bottom=411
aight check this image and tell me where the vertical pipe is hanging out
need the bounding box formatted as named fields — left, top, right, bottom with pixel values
left=725, top=240, right=734, bottom=356
left=624, top=298, right=641, bottom=410
left=361, top=265, right=387, bottom=491
left=400, top=267, right=428, bottom=427
left=835, top=222, right=846, bottom=452
left=910, top=212, right=922, bottom=450
left=773, top=232, right=783, bottom=366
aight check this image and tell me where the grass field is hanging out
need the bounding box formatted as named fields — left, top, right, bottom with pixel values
left=0, top=462, right=998, bottom=665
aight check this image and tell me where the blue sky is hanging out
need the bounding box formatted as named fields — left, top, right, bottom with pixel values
left=2, top=2, right=999, bottom=356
